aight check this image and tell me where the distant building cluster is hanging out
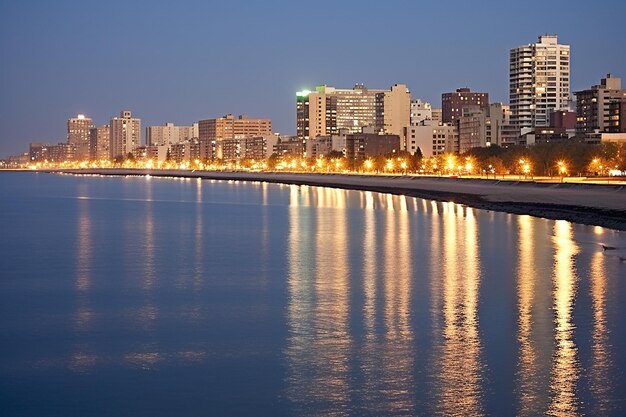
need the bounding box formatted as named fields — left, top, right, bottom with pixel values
left=11, top=34, right=626, bottom=166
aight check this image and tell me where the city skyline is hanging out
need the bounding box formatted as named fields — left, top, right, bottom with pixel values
left=1, top=0, right=625, bottom=156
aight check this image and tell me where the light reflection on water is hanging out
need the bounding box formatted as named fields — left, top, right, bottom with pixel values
left=588, top=250, right=614, bottom=414
left=72, top=194, right=96, bottom=373
left=1, top=174, right=625, bottom=417
left=549, top=221, right=580, bottom=416
left=430, top=203, right=483, bottom=416
left=516, top=215, right=548, bottom=415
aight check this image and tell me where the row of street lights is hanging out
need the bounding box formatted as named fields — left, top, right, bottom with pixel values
left=30, top=155, right=623, bottom=181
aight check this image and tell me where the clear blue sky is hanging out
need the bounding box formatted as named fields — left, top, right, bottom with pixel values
left=1, top=0, right=625, bottom=156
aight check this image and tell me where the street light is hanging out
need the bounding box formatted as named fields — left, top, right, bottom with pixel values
left=557, top=160, right=567, bottom=182
left=519, top=158, right=528, bottom=179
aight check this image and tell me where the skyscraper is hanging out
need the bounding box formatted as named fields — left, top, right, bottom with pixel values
left=510, top=35, right=570, bottom=130
left=67, top=114, right=93, bottom=160
left=110, top=111, right=141, bottom=159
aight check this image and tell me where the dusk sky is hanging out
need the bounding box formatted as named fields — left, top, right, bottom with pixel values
left=1, top=0, right=625, bottom=157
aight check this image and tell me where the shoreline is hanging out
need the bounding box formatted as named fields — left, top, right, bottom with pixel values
left=13, top=168, right=626, bottom=231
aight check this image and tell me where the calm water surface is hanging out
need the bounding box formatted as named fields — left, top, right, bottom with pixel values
left=1, top=172, right=625, bottom=416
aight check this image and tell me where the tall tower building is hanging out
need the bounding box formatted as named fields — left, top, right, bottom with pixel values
left=510, top=35, right=570, bottom=129
left=67, top=114, right=94, bottom=160
left=110, top=110, right=141, bottom=159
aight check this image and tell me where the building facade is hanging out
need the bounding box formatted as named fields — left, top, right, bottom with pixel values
left=510, top=35, right=570, bottom=130
left=441, top=88, right=488, bottom=123
left=198, top=114, right=272, bottom=160
left=198, top=114, right=272, bottom=142
left=219, top=136, right=278, bottom=161
left=376, top=84, right=411, bottom=138
left=406, top=122, right=458, bottom=158
left=549, top=110, right=576, bottom=130
left=575, top=74, right=626, bottom=134
left=345, top=133, right=401, bottom=168
left=29, top=143, right=76, bottom=162
left=457, top=103, right=507, bottom=152
left=608, top=99, right=626, bottom=133
left=296, top=83, right=410, bottom=147
left=89, top=125, right=110, bottom=161
left=275, top=136, right=305, bottom=158
left=110, top=111, right=141, bottom=159
left=146, top=122, right=198, bottom=146
left=410, top=99, right=433, bottom=125
left=67, top=114, right=94, bottom=160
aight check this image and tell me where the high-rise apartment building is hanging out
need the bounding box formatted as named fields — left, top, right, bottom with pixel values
left=67, top=114, right=94, bottom=160
left=110, top=111, right=141, bottom=159
left=89, top=125, right=110, bottom=160
left=575, top=74, right=626, bottom=134
left=510, top=35, right=570, bottom=129
left=297, top=84, right=410, bottom=153
left=441, top=88, right=488, bottom=123
left=146, top=122, right=199, bottom=146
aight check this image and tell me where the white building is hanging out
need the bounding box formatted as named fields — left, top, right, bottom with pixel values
left=510, top=35, right=570, bottom=129
left=406, top=120, right=458, bottom=157
left=146, top=122, right=199, bottom=146
left=110, top=110, right=141, bottom=159
left=410, top=99, right=432, bottom=125
left=67, top=114, right=94, bottom=160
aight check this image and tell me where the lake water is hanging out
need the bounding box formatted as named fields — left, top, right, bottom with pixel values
left=1, top=172, right=625, bottom=416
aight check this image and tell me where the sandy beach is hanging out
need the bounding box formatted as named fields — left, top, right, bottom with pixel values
left=35, top=168, right=626, bottom=230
